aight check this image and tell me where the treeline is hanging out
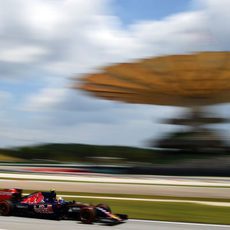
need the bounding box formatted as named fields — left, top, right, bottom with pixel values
left=0, top=143, right=157, bottom=163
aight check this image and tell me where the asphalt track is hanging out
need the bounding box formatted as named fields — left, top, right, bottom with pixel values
left=1, top=179, right=230, bottom=198
left=1, top=172, right=230, bottom=186
left=0, top=217, right=230, bottom=230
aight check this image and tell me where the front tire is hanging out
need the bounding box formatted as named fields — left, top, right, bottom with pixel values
left=80, top=206, right=96, bottom=224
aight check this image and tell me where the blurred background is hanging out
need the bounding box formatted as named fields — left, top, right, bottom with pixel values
left=0, top=0, right=230, bottom=226
left=0, top=0, right=229, bottom=175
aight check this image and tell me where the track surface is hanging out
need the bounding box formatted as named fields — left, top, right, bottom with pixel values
left=1, top=179, right=230, bottom=198
left=0, top=217, right=229, bottom=230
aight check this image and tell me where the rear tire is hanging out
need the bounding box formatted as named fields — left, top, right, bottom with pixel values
left=80, top=206, right=96, bottom=224
left=0, top=201, right=13, bottom=216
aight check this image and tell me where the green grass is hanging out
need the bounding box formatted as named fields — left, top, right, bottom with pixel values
left=0, top=154, right=23, bottom=162
left=63, top=196, right=230, bottom=225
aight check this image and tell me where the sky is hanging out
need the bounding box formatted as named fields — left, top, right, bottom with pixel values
left=0, top=0, right=229, bottom=148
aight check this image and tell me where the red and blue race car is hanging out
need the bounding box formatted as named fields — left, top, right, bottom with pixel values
left=0, top=188, right=128, bottom=225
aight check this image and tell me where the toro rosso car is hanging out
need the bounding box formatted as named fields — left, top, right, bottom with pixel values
left=0, top=188, right=128, bottom=225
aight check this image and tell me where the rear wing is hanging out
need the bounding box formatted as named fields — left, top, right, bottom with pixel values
left=0, top=188, right=22, bottom=201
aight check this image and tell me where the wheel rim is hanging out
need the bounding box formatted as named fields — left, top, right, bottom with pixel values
left=81, top=210, right=91, bottom=221
left=80, top=208, right=95, bottom=223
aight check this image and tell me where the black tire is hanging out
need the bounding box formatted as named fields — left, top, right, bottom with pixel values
left=80, top=206, right=96, bottom=224
left=0, top=201, right=13, bottom=216
left=96, top=203, right=111, bottom=213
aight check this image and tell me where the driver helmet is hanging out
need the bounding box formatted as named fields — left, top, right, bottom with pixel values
left=57, top=196, right=64, bottom=204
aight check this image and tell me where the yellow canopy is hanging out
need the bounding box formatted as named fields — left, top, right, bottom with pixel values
left=78, top=52, right=230, bottom=106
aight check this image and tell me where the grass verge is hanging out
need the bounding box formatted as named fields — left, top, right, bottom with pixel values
left=63, top=196, right=230, bottom=225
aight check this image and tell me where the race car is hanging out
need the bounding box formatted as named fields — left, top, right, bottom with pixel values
left=0, top=188, right=128, bottom=225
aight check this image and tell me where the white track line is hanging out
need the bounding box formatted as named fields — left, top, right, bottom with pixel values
left=130, top=219, right=230, bottom=228
left=1, top=172, right=230, bottom=186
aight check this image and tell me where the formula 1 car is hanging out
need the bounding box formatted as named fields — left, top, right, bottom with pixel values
left=0, top=188, right=128, bottom=225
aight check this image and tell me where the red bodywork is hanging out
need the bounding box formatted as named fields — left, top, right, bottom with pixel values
left=21, top=192, right=44, bottom=204
left=0, top=188, right=22, bottom=201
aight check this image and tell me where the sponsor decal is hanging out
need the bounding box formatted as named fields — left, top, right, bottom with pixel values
left=34, top=204, right=54, bottom=214
left=68, top=207, right=80, bottom=212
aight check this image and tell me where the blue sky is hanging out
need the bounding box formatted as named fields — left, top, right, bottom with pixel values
left=115, top=0, right=192, bottom=24
left=0, top=0, right=229, bottom=148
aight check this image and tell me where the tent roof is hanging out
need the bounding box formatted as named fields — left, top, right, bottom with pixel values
left=78, top=52, right=230, bottom=106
